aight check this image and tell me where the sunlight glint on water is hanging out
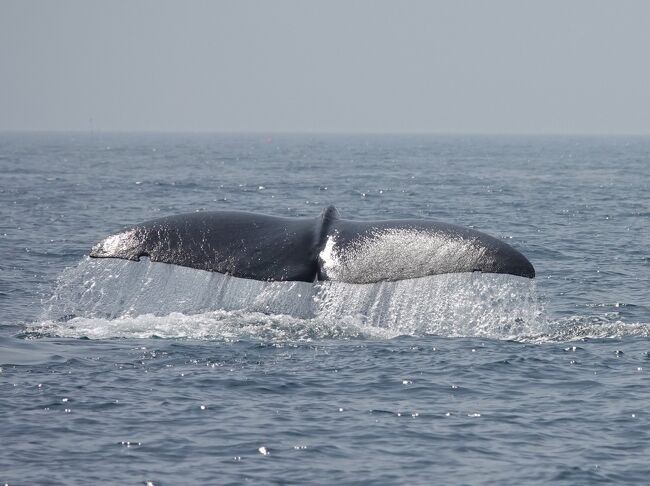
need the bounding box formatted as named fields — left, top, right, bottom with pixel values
left=3, top=133, right=650, bottom=485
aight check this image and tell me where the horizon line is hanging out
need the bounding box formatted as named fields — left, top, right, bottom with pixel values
left=1, top=129, right=650, bottom=137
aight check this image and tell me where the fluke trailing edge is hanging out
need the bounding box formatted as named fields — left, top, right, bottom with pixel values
left=90, top=206, right=535, bottom=283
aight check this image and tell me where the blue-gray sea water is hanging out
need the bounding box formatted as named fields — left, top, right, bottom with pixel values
left=1, top=133, right=649, bottom=485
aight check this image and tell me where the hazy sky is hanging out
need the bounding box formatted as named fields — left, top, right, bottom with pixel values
left=2, top=0, right=650, bottom=133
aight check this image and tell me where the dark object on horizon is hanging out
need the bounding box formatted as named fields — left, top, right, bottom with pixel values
left=90, top=206, right=535, bottom=283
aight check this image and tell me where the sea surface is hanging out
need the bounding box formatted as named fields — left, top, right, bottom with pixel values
left=1, top=133, right=649, bottom=484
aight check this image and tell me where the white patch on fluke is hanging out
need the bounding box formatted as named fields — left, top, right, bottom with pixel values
left=91, top=228, right=139, bottom=256
left=319, top=229, right=491, bottom=283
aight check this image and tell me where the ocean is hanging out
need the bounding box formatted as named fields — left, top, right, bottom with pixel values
left=1, top=133, right=649, bottom=484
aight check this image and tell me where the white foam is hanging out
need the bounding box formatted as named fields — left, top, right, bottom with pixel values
left=35, top=310, right=370, bottom=341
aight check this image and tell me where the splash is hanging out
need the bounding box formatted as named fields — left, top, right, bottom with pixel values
left=44, top=257, right=316, bottom=320
left=33, top=257, right=649, bottom=342
left=34, top=310, right=371, bottom=341
left=316, top=272, right=541, bottom=338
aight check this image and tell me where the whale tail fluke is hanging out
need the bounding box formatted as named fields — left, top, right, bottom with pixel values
left=90, top=207, right=535, bottom=282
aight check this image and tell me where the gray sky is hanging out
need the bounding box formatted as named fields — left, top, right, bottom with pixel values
left=2, top=0, right=650, bottom=134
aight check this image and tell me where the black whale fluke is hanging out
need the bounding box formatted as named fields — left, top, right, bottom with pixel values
left=90, top=206, right=535, bottom=282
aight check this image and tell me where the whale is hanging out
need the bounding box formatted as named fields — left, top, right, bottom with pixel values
left=89, top=206, right=535, bottom=283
